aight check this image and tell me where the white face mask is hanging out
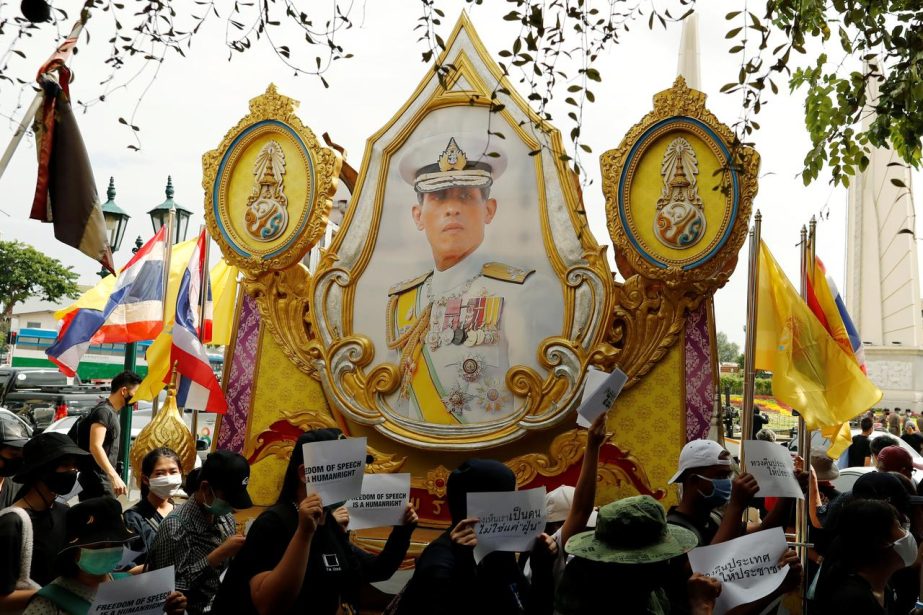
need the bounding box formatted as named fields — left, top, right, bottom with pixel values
left=148, top=474, right=183, bottom=499
left=892, top=529, right=919, bottom=568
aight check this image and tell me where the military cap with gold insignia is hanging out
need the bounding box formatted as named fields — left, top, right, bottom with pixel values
left=399, top=132, right=507, bottom=194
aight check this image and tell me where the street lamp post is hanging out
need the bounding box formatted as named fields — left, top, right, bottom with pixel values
left=147, top=176, right=192, bottom=245
left=118, top=177, right=191, bottom=482
left=98, top=178, right=130, bottom=279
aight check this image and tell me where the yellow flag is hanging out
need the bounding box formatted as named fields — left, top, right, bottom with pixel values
left=210, top=260, right=239, bottom=346
left=134, top=251, right=238, bottom=402
left=754, top=241, right=882, bottom=433
left=133, top=331, right=172, bottom=402
left=55, top=275, right=117, bottom=319
left=132, top=238, right=198, bottom=402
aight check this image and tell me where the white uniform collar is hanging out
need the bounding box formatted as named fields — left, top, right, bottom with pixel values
left=429, top=253, right=487, bottom=296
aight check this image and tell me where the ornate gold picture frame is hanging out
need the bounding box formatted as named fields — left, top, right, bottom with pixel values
left=308, top=15, right=614, bottom=450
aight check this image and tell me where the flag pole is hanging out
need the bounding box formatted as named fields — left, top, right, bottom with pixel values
left=740, top=210, right=762, bottom=467
left=797, top=221, right=814, bottom=613
left=191, top=225, right=210, bottom=442
left=0, top=20, right=86, bottom=181
left=152, top=209, right=175, bottom=421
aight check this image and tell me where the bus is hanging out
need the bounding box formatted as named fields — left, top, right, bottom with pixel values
left=10, top=328, right=224, bottom=382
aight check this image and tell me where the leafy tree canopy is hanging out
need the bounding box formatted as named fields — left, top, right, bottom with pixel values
left=716, top=331, right=741, bottom=364
left=0, top=240, right=80, bottom=343
left=1, top=0, right=919, bottom=185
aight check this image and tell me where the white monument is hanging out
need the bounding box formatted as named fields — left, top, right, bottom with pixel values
left=845, top=60, right=923, bottom=412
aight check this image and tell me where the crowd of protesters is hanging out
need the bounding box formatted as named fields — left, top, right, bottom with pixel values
left=0, top=372, right=921, bottom=613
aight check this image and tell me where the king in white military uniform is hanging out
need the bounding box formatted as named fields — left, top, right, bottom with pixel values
left=386, top=133, right=559, bottom=425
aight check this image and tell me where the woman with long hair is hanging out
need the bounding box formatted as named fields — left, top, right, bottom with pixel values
left=214, top=428, right=418, bottom=615
left=123, top=447, right=183, bottom=569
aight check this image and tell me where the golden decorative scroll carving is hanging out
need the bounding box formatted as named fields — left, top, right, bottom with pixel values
left=241, top=266, right=321, bottom=380
left=594, top=274, right=703, bottom=390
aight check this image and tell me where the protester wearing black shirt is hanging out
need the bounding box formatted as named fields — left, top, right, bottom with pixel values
left=213, top=429, right=417, bottom=615
left=814, top=497, right=912, bottom=614
left=0, top=433, right=90, bottom=613
left=395, top=459, right=557, bottom=615
left=848, top=417, right=874, bottom=467
left=74, top=370, right=142, bottom=500
left=751, top=406, right=770, bottom=440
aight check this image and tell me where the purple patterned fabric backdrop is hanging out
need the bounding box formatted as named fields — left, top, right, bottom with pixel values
left=216, top=292, right=260, bottom=452
left=685, top=302, right=714, bottom=442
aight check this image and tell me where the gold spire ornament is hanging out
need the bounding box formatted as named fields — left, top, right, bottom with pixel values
left=130, top=362, right=198, bottom=482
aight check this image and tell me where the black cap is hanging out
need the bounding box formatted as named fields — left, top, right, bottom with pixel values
left=852, top=471, right=912, bottom=516
left=61, top=497, right=135, bottom=552
left=201, top=450, right=253, bottom=510
left=14, top=432, right=89, bottom=484
left=0, top=411, right=30, bottom=448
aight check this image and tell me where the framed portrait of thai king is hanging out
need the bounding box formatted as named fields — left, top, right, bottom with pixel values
left=311, top=17, right=613, bottom=450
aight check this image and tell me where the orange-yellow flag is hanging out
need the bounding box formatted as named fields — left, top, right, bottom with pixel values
left=754, top=241, right=882, bottom=435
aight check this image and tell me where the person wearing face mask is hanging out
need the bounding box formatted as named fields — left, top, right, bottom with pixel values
left=814, top=497, right=915, bottom=614
left=0, top=411, right=30, bottom=508
left=666, top=439, right=789, bottom=547
left=147, top=449, right=252, bottom=614
left=122, top=447, right=183, bottom=569
left=0, top=433, right=90, bottom=614
left=663, top=439, right=799, bottom=615
left=21, top=497, right=187, bottom=615
left=73, top=370, right=143, bottom=500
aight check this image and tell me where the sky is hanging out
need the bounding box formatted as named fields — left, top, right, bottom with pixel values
left=0, top=0, right=919, bottom=349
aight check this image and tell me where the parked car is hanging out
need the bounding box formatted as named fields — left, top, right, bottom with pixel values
left=0, top=367, right=108, bottom=432
left=0, top=407, right=34, bottom=439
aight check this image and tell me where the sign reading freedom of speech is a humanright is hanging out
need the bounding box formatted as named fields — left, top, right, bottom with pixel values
left=302, top=437, right=367, bottom=504
left=344, top=473, right=411, bottom=530
left=89, top=566, right=175, bottom=615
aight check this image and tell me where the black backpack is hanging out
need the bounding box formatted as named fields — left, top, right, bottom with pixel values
left=66, top=414, right=85, bottom=447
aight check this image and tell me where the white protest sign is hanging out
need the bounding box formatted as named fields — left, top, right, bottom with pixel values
left=302, top=437, right=367, bottom=504
left=344, top=473, right=411, bottom=530
left=745, top=440, right=804, bottom=499
left=687, top=527, right=789, bottom=615
left=577, top=367, right=627, bottom=427
left=467, top=487, right=546, bottom=563
left=89, top=566, right=175, bottom=615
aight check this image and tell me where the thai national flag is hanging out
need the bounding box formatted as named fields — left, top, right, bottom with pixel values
left=171, top=229, right=226, bottom=413
left=46, top=226, right=167, bottom=376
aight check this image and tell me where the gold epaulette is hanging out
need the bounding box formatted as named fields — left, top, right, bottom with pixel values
left=388, top=271, right=431, bottom=296
left=481, top=262, right=535, bottom=284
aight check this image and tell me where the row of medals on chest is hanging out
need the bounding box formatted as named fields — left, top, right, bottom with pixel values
left=423, top=274, right=502, bottom=352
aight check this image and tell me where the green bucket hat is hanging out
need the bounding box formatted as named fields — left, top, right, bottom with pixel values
left=565, top=495, right=697, bottom=564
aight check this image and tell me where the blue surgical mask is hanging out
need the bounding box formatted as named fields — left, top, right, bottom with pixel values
left=77, top=546, right=124, bottom=575
left=695, top=475, right=732, bottom=508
